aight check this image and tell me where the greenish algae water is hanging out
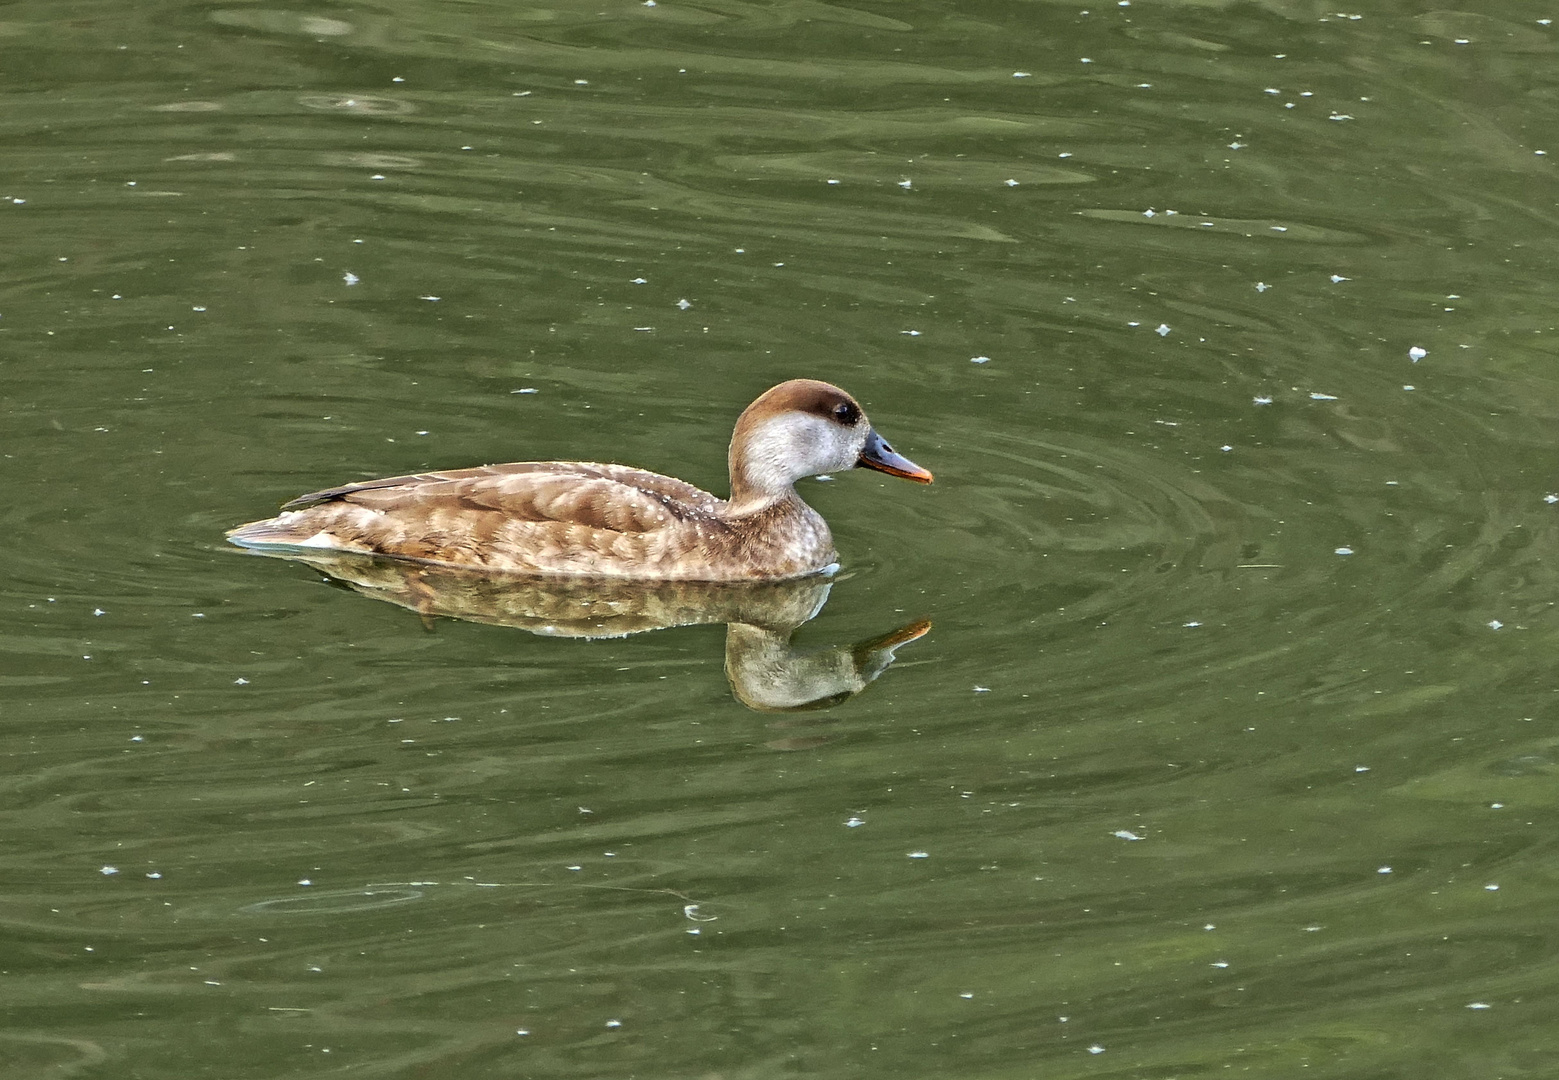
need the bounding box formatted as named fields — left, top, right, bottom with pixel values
left=3, top=2, right=1559, bottom=1077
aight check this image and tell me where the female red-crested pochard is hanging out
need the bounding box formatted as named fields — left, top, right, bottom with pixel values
left=227, top=379, right=933, bottom=581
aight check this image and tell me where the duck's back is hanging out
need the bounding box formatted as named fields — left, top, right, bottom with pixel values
left=227, top=461, right=832, bottom=580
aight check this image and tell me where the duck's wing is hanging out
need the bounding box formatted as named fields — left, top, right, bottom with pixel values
left=280, top=461, right=722, bottom=532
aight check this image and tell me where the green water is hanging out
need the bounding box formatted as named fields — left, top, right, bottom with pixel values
left=5, top=2, right=1559, bottom=1076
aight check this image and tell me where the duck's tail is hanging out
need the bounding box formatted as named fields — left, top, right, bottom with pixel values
left=226, top=512, right=333, bottom=551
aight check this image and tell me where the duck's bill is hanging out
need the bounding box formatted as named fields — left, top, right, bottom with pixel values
left=858, top=428, right=934, bottom=483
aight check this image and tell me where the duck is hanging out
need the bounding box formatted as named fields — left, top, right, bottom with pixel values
left=226, top=379, right=933, bottom=581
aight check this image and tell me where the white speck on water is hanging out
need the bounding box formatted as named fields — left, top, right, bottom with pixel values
left=193, top=305, right=206, bottom=311
left=1403, top=385, right=1415, bottom=391
left=1454, top=38, right=1469, bottom=44
left=631, top=277, right=646, bottom=284
left=1488, top=620, right=1503, bottom=630
left=146, top=871, right=161, bottom=879
left=298, top=879, right=312, bottom=886
left=1013, top=71, right=1032, bottom=78
left=93, top=608, right=105, bottom=616
left=516, top=1028, right=531, bottom=1036
left=1114, top=830, right=1143, bottom=841
left=416, top=430, right=429, bottom=436
left=1254, top=395, right=1273, bottom=405
left=1378, top=866, right=1392, bottom=874
left=1492, top=802, right=1504, bottom=809
left=1058, top=151, right=1072, bottom=158
left=1264, top=87, right=1280, bottom=94
left=1156, top=323, right=1170, bottom=336
left=901, top=329, right=921, bottom=336
left=844, top=816, right=865, bottom=827
left=898, top=179, right=912, bottom=189
left=574, top=79, right=589, bottom=85
left=370, top=174, right=385, bottom=180
left=960, top=991, right=974, bottom=999
left=971, top=355, right=990, bottom=364
left=1183, top=621, right=1202, bottom=628
left=1088, top=1045, right=1105, bottom=1055
left=100, top=865, right=118, bottom=875
left=234, top=677, right=249, bottom=685
left=1205, top=923, right=1216, bottom=930
left=814, top=474, right=833, bottom=482
left=1545, top=494, right=1559, bottom=504
left=908, top=851, right=930, bottom=859
left=420, top=295, right=440, bottom=301
left=511, top=387, right=539, bottom=394
left=1335, top=547, right=1354, bottom=556
left=676, top=298, right=691, bottom=309
left=1329, top=113, right=1354, bottom=121
left=1211, top=960, right=1229, bottom=968
left=1143, top=209, right=1156, bottom=217
left=1310, top=392, right=1338, bottom=400
left=567, top=865, right=582, bottom=871
left=1229, top=141, right=1245, bottom=149
left=973, top=685, right=991, bottom=692
left=827, top=178, right=840, bottom=184
left=1220, top=445, right=1233, bottom=452
left=1355, top=765, right=1370, bottom=773
left=1330, top=274, right=1350, bottom=283
left=1271, top=225, right=1287, bottom=231
left=1255, top=281, right=1270, bottom=292
left=633, top=326, right=654, bottom=331
left=1409, top=346, right=1426, bottom=361
left=1485, top=883, right=1500, bottom=891
left=130, top=735, right=144, bottom=742
left=1004, top=178, right=1019, bottom=186
left=1467, top=1002, right=1492, bottom=1009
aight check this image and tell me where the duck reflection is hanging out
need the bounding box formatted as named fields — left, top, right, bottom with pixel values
left=254, top=552, right=929, bottom=712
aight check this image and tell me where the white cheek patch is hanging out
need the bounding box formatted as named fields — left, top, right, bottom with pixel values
left=745, top=413, right=856, bottom=488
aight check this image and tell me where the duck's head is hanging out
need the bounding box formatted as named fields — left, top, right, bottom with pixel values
left=727, top=379, right=932, bottom=512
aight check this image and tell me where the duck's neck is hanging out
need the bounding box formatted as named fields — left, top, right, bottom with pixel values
left=725, top=425, right=803, bottom=517
left=723, top=477, right=799, bottom=519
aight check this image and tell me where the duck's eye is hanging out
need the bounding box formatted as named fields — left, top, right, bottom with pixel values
left=833, top=401, right=860, bottom=425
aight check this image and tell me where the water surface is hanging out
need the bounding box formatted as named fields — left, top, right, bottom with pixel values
left=4, top=2, right=1559, bottom=1077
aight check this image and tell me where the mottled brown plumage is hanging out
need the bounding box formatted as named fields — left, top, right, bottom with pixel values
left=228, top=379, right=932, bottom=581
